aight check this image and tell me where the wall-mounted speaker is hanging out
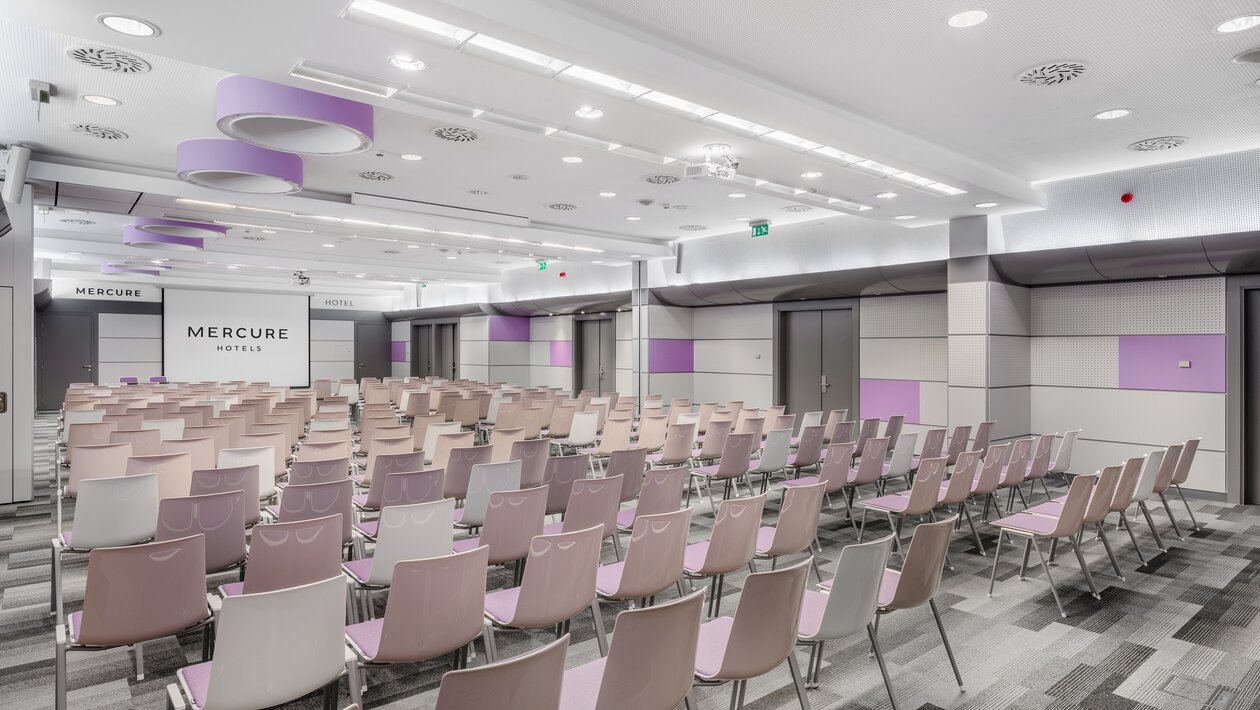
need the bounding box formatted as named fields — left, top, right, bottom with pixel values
left=674, top=242, right=684, bottom=274
left=2, top=146, right=31, bottom=205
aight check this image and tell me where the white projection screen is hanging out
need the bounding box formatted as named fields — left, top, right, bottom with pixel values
left=163, top=289, right=310, bottom=386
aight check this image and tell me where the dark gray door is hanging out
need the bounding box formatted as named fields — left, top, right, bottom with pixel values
left=434, top=323, right=458, bottom=379
left=599, top=319, right=616, bottom=395
left=577, top=319, right=616, bottom=395
left=37, top=311, right=96, bottom=409
left=412, top=324, right=432, bottom=376
left=354, top=322, right=390, bottom=381
left=782, top=310, right=823, bottom=415
left=1245, top=290, right=1260, bottom=504
left=821, top=308, right=854, bottom=413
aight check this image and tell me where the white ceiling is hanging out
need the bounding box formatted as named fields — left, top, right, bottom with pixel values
left=4, top=0, right=1259, bottom=291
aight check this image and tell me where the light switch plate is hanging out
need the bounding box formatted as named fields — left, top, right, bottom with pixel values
left=1178, top=360, right=1191, bottom=368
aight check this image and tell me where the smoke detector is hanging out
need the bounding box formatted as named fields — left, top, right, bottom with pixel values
left=67, top=46, right=151, bottom=73
left=1017, top=61, right=1087, bottom=86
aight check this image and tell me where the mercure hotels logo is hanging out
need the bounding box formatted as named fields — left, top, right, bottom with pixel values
left=186, top=326, right=290, bottom=352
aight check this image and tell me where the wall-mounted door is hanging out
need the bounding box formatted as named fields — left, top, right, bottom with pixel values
left=0, top=288, right=12, bottom=502
left=576, top=318, right=616, bottom=395
left=780, top=307, right=854, bottom=415
left=434, top=323, right=458, bottom=379
left=354, top=322, right=390, bottom=381
left=36, top=310, right=96, bottom=409
left=412, top=323, right=433, bottom=377
left=1244, top=289, right=1260, bottom=504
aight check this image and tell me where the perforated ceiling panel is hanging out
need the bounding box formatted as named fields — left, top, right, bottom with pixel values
left=1031, top=277, right=1224, bottom=335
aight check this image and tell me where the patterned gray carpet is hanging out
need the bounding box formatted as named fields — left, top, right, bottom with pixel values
left=3, top=413, right=1259, bottom=709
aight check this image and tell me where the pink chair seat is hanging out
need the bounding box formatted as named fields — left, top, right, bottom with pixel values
left=177, top=661, right=213, bottom=708
left=453, top=508, right=465, bottom=523
left=351, top=494, right=369, bottom=507
left=351, top=473, right=367, bottom=485
left=682, top=540, right=710, bottom=573
left=577, top=447, right=601, bottom=456
left=558, top=657, right=609, bottom=710
left=992, top=512, right=1060, bottom=535
left=342, top=558, right=373, bottom=583
left=691, top=464, right=721, bottom=478
left=615, top=507, right=637, bottom=528
left=645, top=452, right=664, bottom=463
left=595, top=562, right=625, bottom=595
left=877, top=569, right=901, bottom=607
left=59, top=531, right=73, bottom=548
left=220, top=581, right=245, bottom=597
left=862, top=493, right=912, bottom=514
left=694, top=616, right=735, bottom=678
left=263, top=505, right=278, bottom=518
left=782, top=475, right=819, bottom=488
left=753, top=526, right=776, bottom=554
left=484, top=587, right=522, bottom=624
left=345, top=617, right=385, bottom=658
left=786, top=454, right=812, bottom=467
left=352, top=520, right=379, bottom=539
left=452, top=537, right=481, bottom=553
left=796, top=588, right=828, bottom=638
left=542, top=521, right=565, bottom=535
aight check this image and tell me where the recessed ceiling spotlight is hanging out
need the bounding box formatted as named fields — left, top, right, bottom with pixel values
left=354, top=273, right=367, bottom=277
left=598, top=191, right=616, bottom=197
left=875, top=192, right=898, bottom=199
left=322, top=243, right=336, bottom=248
left=401, top=153, right=423, bottom=161
left=947, top=10, right=989, bottom=28
left=445, top=255, right=457, bottom=259
left=625, top=216, right=641, bottom=221
left=389, top=55, right=426, bottom=71
left=629, top=254, right=642, bottom=258
left=574, top=106, right=603, bottom=119
left=734, top=217, right=750, bottom=221
left=226, top=265, right=240, bottom=269
left=407, top=244, right=420, bottom=248
left=703, top=143, right=731, bottom=154
left=894, top=214, right=916, bottom=220
left=1093, top=108, right=1132, bottom=120
left=800, top=171, right=823, bottom=179
left=728, top=193, right=746, bottom=198
left=261, top=229, right=276, bottom=234
left=974, top=202, right=998, bottom=208
left=561, top=156, right=583, bottom=163
left=82, top=94, right=121, bottom=106
left=67, top=251, right=84, bottom=256
left=98, top=14, right=160, bottom=37
left=1217, top=15, right=1260, bottom=33
left=592, top=260, right=603, bottom=264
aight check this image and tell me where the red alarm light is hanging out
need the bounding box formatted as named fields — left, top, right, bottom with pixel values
left=1121, top=192, right=1134, bottom=203
left=559, top=271, right=567, bottom=277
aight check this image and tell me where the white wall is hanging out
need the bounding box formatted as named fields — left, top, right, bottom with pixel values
left=860, top=293, right=949, bottom=442
left=97, top=313, right=162, bottom=384
left=458, top=315, right=490, bottom=383
left=530, top=315, right=573, bottom=392
left=310, top=319, right=354, bottom=382
left=390, top=320, right=409, bottom=378
left=692, top=304, right=774, bottom=409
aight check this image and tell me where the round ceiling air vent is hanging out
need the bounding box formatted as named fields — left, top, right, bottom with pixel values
left=67, top=46, right=151, bottom=73
left=383, top=249, right=401, bottom=254
left=433, top=126, right=479, bottom=142
left=468, top=189, right=488, bottom=195
left=679, top=224, right=707, bottom=231
left=60, top=218, right=96, bottom=225
left=645, top=174, right=680, bottom=185
left=782, top=205, right=813, bottom=213
left=548, top=202, right=577, bottom=211
left=1017, top=61, right=1087, bottom=86
left=1128, top=136, right=1188, bottom=152
left=65, top=123, right=128, bottom=140
left=357, top=170, right=394, bottom=181
left=510, top=174, right=531, bottom=181
left=242, top=235, right=266, bottom=241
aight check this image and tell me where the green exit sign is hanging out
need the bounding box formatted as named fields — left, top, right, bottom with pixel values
left=537, top=260, right=547, bottom=271
left=750, top=221, right=770, bottom=238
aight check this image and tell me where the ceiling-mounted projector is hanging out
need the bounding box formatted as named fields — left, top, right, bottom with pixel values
left=684, top=154, right=739, bottom=181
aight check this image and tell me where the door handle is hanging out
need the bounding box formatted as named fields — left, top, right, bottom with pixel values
left=357, top=363, right=365, bottom=368
left=82, top=364, right=92, bottom=370
left=0, top=392, right=7, bottom=414
left=820, top=374, right=829, bottom=393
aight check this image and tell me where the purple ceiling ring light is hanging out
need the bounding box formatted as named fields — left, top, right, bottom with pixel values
left=176, top=138, right=303, bottom=194
left=101, top=263, right=165, bottom=276
left=132, top=216, right=228, bottom=241
left=123, top=224, right=204, bottom=251
left=215, top=74, right=375, bottom=155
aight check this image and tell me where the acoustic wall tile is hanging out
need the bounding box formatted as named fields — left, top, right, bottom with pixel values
left=99, top=313, right=162, bottom=338
left=949, top=335, right=987, bottom=387
left=1030, top=336, right=1119, bottom=388
left=615, top=341, right=635, bottom=370
left=859, top=338, right=948, bottom=381
left=947, top=282, right=987, bottom=335
left=646, top=373, right=693, bottom=402
left=860, top=293, right=947, bottom=338
left=693, top=304, right=773, bottom=340
left=988, top=283, right=1031, bottom=336
left=988, top=336, right=1031, bottom=388
left=390, top=320, right=410, bottom=340
left=309, top=319, right=354, bottom=341
left=948, top=386, right=987, bottom=431
left=1031, top=278, right=1224, bottom=336
left=694, top=339, right=773, bottom=376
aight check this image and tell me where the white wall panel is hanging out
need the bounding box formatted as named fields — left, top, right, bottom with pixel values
left=1030, top=337, right=1119, bottom=388
left=460, top=315, right=489, bottom=341
left=694, top=339, right=772, bottom=376
left=531, top=366, right=572, bottom=390
left=529, top=341, right=551, bottom=364
left=988, top=336, right=1031, bottom=388
left=310, top=320, right=353, bottom=340
left=1030, top=386, right=1225, bottom=452
left=488, top=341, right=530, bottom=366
left=693, top=373, right=773, bottom=410
left=490, top=365, right=530, bottom=386
left=390, top=321, right=409, bottom=340
left=920, top=381, right=948, bottom=427
left=391, top=363, right=409, bottom=378
left=616, top=311, right=632, bottom=340
left=460, top=340, right=489, bottom=366
left=460, top=364, right=489, bottom=382
left=99, top=313, right=162, bottom=338
left=615, top=341, right=635, bottom=369
left=310, top=340, right=354, bottom=362
left=98, top=362, right=162, bottom=384
left=948, top=386, right=986, bottom=431
left=860, top=338, right=947, bottom=382
left=860, top=294, right=947, bottom=338
left=647, top=305, right=694, bottom=340
left=647, top=373, right=693, bottom=402
left=988, top=283, right=1031, bottom=336
left=98, top=337, right=161, bottom=363
left=531, top=316, right=573, bottom=341
left=616, top=370, right=634, bottom=396
left=310, top=361, right=354, bottom=381
left=1031, top=278, right=1224, bottom=336
left=693, top=304, right=773, bottom=340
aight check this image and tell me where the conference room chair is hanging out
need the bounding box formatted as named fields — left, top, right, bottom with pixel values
left=218, top=445, right=277, bottom=500
left=782, top=441, right=858, bottom=518
left=1102, top=456, right=1153, bottom=565
left=168, top=576, right=349, bottom=710
left=63, top=421, right=118, bottom=466
left=921, top=449, right=986, bottom=554
left=691, top=418, right=732, bottom=467
left=298, top=439, right=354, bottom=465
left=688, top=431, right=757, bottom=512
left=972, top=420, right=996, bottom=455
left=734, top=415, right=764, bottom=439
left=483, top=526, right=608, bottom=661
left=489, top=426, right=526, bottom=463
left=692, top=559, right=812, bottom=710
left=161, top=437, right=216, bottom=472
left=851, top=418, right=881, bottom=461
left=1168, top=438, right=1203, bottom=532
left=943, top=425, right=973, bottom=466
left=432, top=431, right=475, bottom=471
left=617, top=466, right=686, bottom=533
left=995, top=438, right=1034, bottom=513
left=819, top=409, right=847, bottom=445
left=309, top=417, right=351, bottom=434
left=633, top=414, right=669, bottom=453
left=141, top=417, right=185, bottom=441
left=555, top=411, right=599, bottom=454
left=859, top=457, right=947, bottom=561
left=356, top=435, right=414, bottom=487
left=351, top=470, right=446, bottom=542
left=207, top=413, right=248, bottom=448
left=453, top=486, right=547, bottom=580
left=285, top=457, right=351, bottom=489
left=238, top=431, right=289, bottom=482
left=156, top=491, right=248, bottom=575
left=796, top=535, right=896, bottom=696
left=268, top=480, right=355, bottom=550
left=183, top=424, right=230, bottom=461
left=56, top=535, right=213, bottom=710
left=683, top=494, right=764, bottom=618
left=989, top=474, right=1101, bottom=617
left=442, top=445, right=494, bottom=500
left=544, top=404, right=577, bottom=440
left=597, top=508, right=692, bottom=608
left=583, top=416, right=633, bottom=474
left=433, top=634, right=568, bottom=710
left=1017, top=433, right=1057, bottom=505
left=696, top=402, right=719, bottom=436
left=191, top=466, right=262, bottom=527
left=345, top=498, right=457, bottom=622
left=560, top=589, right=705, bottom=710
left=972, top=443, right=1010, bottom=522
left=544, top=475, right=624, bottom=559
left=606, top=447, right=649, bottom=503
left=422, top=423, right=463, bottom=465
left=510, top=437, right=551, bottom=488
left=1028, top=465, right=1124, bottom=579
left=455, top=460, right=523, bottom=531
left=786, top=424, right=825, bottom=478
left=882, top=415, right=905, bottom=452
left=1048, top=429, right=1081, bottom=482
left=750, top=428, right=792, bottom=493
left=219, top=514, right=344, bottom=599
left=911, top=428, right=947, bottom=471
left=126, top=451, right=194, bottom=501
left=1128, top=446, right=1173, bottom=552
left=1154, top=438, right=1199, bottom=538
left=101, top=412, right=145, bottom=431
left=542, top=453, right=590, bottom=516
left=754, top=481, right=827, bottom=582
left=110, top=427, right=162, bottom=456
left=351, top=450, right=424, bottom=513
left=831, top=437, right=889, bottom=529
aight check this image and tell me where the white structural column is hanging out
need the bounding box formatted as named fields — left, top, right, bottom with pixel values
left=0, top=186, right=35, bottom=503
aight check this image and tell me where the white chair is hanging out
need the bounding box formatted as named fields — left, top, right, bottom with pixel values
left=1049, top=430, right=1080, bottom=481
left=455, top=460, right=523, bottom=530
left=557, top=411, right=599, bottom=453
left=879, top=432, right=919, bottom=493
left=218, top=446, right=277, bottom=499
left=167, top=577, right=349, bottom=710
left=141, top=418, right=185, bottom=441
left=51, top=473, right=159, bottom=622
left=796, top=411, right=823, bottom=439
left=310, top=418, right=350, bottom=432
left=344, top=498, right=456, bottom=621
left=62, top=408, right=105, bottom=430
left=423, top=422, right=462, bottom=465
left=751, top=428, right=792, bottom=493
left=1129, top=447, right=1173, bottom=552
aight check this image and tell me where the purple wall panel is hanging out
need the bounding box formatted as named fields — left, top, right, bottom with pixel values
left=487, top=315, right=531, bottom=341
left=550, top=340, right=573, bottom=367
left=648, top=339, right=694, bottom=373
left=859, top=379, right=921, bottom=424
left=390, top=341, right=407, bottom=363
left=1117, top=335, right=1225, bottom=393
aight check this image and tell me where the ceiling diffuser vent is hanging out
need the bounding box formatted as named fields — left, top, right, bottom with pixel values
left=468, top=189, right=488, bottom=195
left=357, top=170, right=394, bottom=181
left=645, top=174, right=680, bottom=185
left=510, top=174, right=531, bottom=181
left=1017, top=61, right=1087, bottom=86
left=383, top=249, right=401, bottom=254
left=1129, top=136, right=1188, bottom=152
left=242, top=235, right=266, bottom=241
left=782, top=205, right=813, bottom=213
left=679, top=224, right=706, bottom=231
left=548, top=202, right=577, bottom=211
left=67, top=46, right=151, bottom=73
left=60, top=218, right=96, bottom=225
left=65, top=123, right=128, bottom=140
left=433, top=126, right=479, bottom=142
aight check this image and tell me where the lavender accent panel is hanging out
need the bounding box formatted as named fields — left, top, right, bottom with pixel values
left=488, top=315, right=531, bottom=341
left=1118, top=335, right=1225, bottom=392
left=860, top=379, right=921, bottom=424
left=649, top=339, right=694, bottom=373
left=390, top=341, right=408, bottom=363
left=550, top=340, right=573, bottom=367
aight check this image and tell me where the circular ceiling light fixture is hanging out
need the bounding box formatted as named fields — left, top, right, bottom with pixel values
left=728, top=192, right=747, bottom=198
left=947, top=10, right=989, bottom=28
left=123, top=225, right=206, bottom=250
left=875, top=191, right=898, bottom=199
left=98, top=14, right=160, bottom=37
left=102, top=263, right=163, bottom=276
left=177, top=138, right=303, bottom=194
left=598, top=191, right=616, bottom=197
left=322, top=243, right=336, bottom=248
left=561, top=156, right=583, bottom=163
left=216, top=75, right=374, bottom=155
left=974, top=202, right=999, bottom=208
left=82, top=94, right=121, bottom=106
left=800, top=171, right=823, bottom=179
left=400, top=153, right=423, bottom=161
left=1093, top=108, right=1132, bottom=120
left=624, top=216, right=641, bottom=221
left=1217, top=15, right=1260, bottom=32
left=894, top=214, right=917, bottom=220
left=575, top=106, right=603, bottom=119
left=734, top=217, right=750, bottom=221
left=389, top=55, right=426, bottom=71
left=132, top=216, right=228, bottom=241
left=702, top=143, right=731, bottom=154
